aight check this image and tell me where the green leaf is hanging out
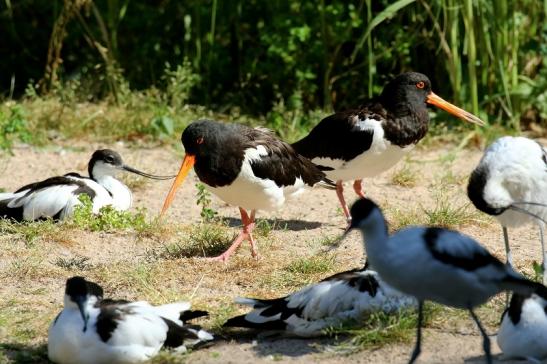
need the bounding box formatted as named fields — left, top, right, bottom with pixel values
left=350, top=0, right=417, bottom=63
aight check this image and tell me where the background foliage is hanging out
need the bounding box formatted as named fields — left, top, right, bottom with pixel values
left=1, top=0, right=546, bottom=136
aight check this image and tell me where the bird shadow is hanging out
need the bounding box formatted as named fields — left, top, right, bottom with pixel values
left=464, top=352, right=514, bottom=363
left=0, top=342, right=50, bottom=363
left=220, top=329, right=339, bottom=358
left=220, top=217, right=323, bottom=232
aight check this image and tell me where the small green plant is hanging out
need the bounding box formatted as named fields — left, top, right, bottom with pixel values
left=163, top=58, right=201, bottom=109
left=70, top=194, right=150, bottom=232
left=0, top=104, right=33, bottom=152
left=422, top=194, right=482, bottom=228
left=391, top=165, right=418, bottom=187
left=533, top=261, right=544, bottom=282
left=152, top=223, right=233, bottom=259
left=196, top=183, right=217, bottom=222
left=285, top=253, right=336, bottom=275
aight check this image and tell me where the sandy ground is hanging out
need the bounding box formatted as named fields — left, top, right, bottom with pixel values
left=0, top=141, right=544, bottom=363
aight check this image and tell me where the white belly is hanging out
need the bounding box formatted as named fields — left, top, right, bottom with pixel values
left=208, top=173, right=307, bottom=211
left=314, top=143, right=413, bottom=181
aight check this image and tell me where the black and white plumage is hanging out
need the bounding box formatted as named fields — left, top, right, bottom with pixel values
left=161, top=119, right=335, bottom=262
left=468, top=136, right=547, bottom=282
left=497, top=293, right=547, bottom=362
left=0, top=149, right=173, bottom=221
left=48, top=276, right=213, bottom=364
left=223, top=268, right=416, bottom=337
left=293, top=72, right=484, bottom=222
left=347, top=198, right=547, bottom=364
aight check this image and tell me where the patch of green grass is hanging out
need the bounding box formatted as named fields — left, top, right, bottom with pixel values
left=390, top=165, right=418, bottom=188
left=151, top=223, right=233, bottom=259
left=254, top=218, right=287, bottom=238
left=211, top=302, right=237, bottom=331
left=70, top=194, right=151, bottom=232
left=422, top=196, right=482, bottom=228
left=387, top=208, right=423, bottom=231
left=285, top=253, right=336, bottom=275
left=328, top=303, right=440, bottom=351
left=147, top=350, right=191, bottom=364
left=0, top=219, right=60, bottom=246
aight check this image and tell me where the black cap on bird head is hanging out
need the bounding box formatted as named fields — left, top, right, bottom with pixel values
left=380, top=72, right=485, bottom=126
left=65, top=276, right=104, bottom=332
left=347, top=198, right=381, bottom=230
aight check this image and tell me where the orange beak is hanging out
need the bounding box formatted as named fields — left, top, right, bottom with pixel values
left=426, top=92, right=485, bottom=126
left=160, top=154, right=196, bottom=216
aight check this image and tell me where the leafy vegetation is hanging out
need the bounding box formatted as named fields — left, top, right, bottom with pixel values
left=1, top=0, right=544, bottom=145
left=70, top=194, right=150, bottom=232
left=195, top=183, right=218, bottom=223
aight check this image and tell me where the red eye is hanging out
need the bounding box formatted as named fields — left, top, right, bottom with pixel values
left=416, top=81, right=425, bottom=89
left=196, top=137, right=204, bottom=145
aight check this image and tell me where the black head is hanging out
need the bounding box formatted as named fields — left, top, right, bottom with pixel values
left=181, top=119, right=228, bottom=157
left=348, top=198, right=381, bottom=230
left=65, top=276, right=104, bottom=332
left=380, top=72, right=485, bottom=125
left=88, top=149, right=123, bottom=177
left=65, top=276, right=104, bottom=300
left=380, top=72, right=432, bottom=114
left=466, top=167, right=505, bottom=216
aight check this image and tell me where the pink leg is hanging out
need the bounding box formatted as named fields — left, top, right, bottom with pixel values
left=353, top=179, right=366, bottom=198
left=207, top=208, right=258, bottom=262
left=336, top=180, right=351, bottom=223
left=247, top=210, right=258, bottom=258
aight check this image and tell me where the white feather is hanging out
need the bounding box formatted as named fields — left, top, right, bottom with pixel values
left=475, top=136, right=547, bottom=227
left=498, top=294, right=547, bottom=360
left=48, top=298, right=211, bottom=364
left=207, top=145, right=309, bottom=211
left=311, top=117, right=413, bottom=181
left=233, top=270, right=416, bottom=337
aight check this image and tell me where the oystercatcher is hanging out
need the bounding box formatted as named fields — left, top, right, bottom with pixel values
left=467, top=136, right=547, bottom=283
left=223, top=268, right=416, bottom=337
left=48, top=276, right=213, bottom=364
left=0, top=149, right=173, bottom=221
left=160, top=119, right=336, bottom=262
left=498, top=293, right=547, bottom=362
left=292, top=72, right=485, bottom=222
left=347, top=198, right=547, bottom=364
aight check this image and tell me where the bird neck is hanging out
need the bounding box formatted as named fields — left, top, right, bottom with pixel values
left=357, top=210, right=390, bottom=260
left=378, top=92, right=429, bottom=146
left=94, top=175, right=132, bottom=209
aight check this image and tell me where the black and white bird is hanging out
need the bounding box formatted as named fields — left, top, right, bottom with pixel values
left=468, top=136, right=547, bottom=282
left=48, top=276, right=213, bottom=364
left=160, top=119, right=335, bottom=262
left=497, top=293, right=547, bottom=362
left=223, top=268, right=416, bottom=337
left=0, top=149, right=172, bottom=221
left=292, top=72, right=484, bottom=223
left=347, top=198, right=547, bottom=364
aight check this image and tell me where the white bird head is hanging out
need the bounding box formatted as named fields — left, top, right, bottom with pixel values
left=88, top=149, right=175, bottom=181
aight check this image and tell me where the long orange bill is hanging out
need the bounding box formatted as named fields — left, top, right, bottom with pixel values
left=426, top=92, right=485, bottom=126
left=160, top=154, right=196, bottom=216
